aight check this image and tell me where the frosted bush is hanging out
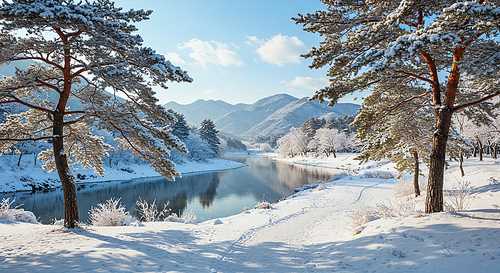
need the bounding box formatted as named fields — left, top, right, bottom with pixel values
left=347, top=197, right=418, bottom=235
left=136, top=197, right=169, bottom=222
left=182, top=210, right=198, bottom=223
left=254, top=201, right=272, bottom=209
left=393, top=180, right=415, bottom=198
left=0, top=198, right=38, bottom=224
left=487, top=177, right=499, bottom=186
left=374, top=197, right=416, bottom=219
left=260, top=143, right=272, bottom=152
left=445, top=180, right=473, bottom=212
left=346, top=204, right=376, bottom=235
left=393, top=178, right=426, bottom=198
left=328, top=172, right=348, bottom=182
left=88, top=198, right=131, bottom=226
left=164, top=210, right=198, bottom=224
left=362, top=171, right=394, bottom=179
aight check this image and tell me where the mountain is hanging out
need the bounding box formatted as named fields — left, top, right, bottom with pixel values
left=164, top=94, right=360, bottom=141
left=214, top=94, right=297, bottom=136
left=242, top=97, right=345, bottom=138
left=163, top=99, right=250, bottom=125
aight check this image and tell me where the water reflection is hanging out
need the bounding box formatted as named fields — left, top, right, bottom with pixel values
left=1, top=155, right=334, bottom=224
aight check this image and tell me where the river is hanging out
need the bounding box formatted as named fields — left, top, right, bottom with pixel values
left=0, top=154, right=335, bottom=224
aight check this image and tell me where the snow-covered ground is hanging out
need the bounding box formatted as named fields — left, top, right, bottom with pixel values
left=1, top=152, right=500, bottom=272
left=0, top=154, right=246, bottom=193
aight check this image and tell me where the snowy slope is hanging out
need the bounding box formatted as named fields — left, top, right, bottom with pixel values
left=242, top=97, right=344, bottom=138
left=214, top=94, right=298, bottom=137
left=1, top=153, right=499, bottom=272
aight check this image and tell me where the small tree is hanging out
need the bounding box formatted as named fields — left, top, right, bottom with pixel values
left=309, top=127, right=344, bottom=157
left=0, top=0, right=192, bottom=228
left=198, top=119, right=220, bottom=156
left=277, top=127, right=309, bottom=157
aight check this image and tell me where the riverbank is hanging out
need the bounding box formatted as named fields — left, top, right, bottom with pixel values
left=0, top=154, right=246, bottom=193
left=1, top=153, right=499, bottom=272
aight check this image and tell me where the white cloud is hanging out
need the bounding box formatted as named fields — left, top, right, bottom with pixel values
left=179, top=38, right=245, bottom=68
left=281, top=76, right=329, bottom=90
left=205, top=89, right=218, bottom=94
left=247, top=34, right=308, bottom=66
left=164, top=52, right=186, bottom=65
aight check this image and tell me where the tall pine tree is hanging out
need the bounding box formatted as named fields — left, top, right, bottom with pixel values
left=170, top=111, right=190, bottom=141
left=0, top=0, right=192, bottom=228
left=294, top=0, right=500, bottom=213
left=198, top=119, right=220, bottom=156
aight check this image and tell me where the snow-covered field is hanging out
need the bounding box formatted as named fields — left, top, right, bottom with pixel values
left=1, top=152, right=500, bottom=272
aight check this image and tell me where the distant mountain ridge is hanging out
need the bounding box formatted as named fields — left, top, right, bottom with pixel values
left=163, top=94, right=360, bottom=141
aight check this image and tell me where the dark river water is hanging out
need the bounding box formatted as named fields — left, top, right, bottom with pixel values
left=0, top=155, right=334, bottom=224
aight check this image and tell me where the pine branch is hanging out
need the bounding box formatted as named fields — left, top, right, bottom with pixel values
left=3, top=95, right=54, bottom=115
left=34, top=79, right=62, bottom=94
left=388, top=90, right=432, bottom=112
left=0, top=135, right=55, bottom=142
left=394, top=71, right=438, bottom=88
left=453, top=92, right=500, bottom=112
left=12, top=57, right=63, bottom=71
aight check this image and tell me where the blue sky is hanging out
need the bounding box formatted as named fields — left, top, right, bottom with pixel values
left=114, top=0, right=352, bottom=105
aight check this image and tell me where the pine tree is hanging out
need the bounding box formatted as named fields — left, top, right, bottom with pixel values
left=300, top=117, right=325, bottom=139
left=198, top=119, right=220, bottom=156
left=294, top=0, right=500, bottom=213
left=0, top=0, right=192, bottom=228
left=170, top=111, right=190, bottom=141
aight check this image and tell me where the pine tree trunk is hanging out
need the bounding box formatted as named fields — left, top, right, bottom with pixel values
left=473, top=143, right=477, bottom=157
left=477, top=138, right=483, bottom=161
left=413, top=149, right=420, bottom=197
left=53, top=112, right=79, bottom=228
left=459, top=151, right=465, bottom=177
left=425, top=107, right=452, bottom=213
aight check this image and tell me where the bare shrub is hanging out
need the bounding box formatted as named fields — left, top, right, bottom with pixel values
left=347, top=197, right=418, bottom=235
left=445, top=180, right=473, bottom=212
left=393, top=180, right=415, bottom=198
left=346, top=204, right=376, bottom=235
left=254, top=201, right=272, bottom=209
left=393, top=178, right=427, bottom=198
left=136, top=197, right=169, bottom=222
left=0, top=198, right=38, bottom=223
left=487, top=177, right=499, bottom=186
left=374, top=198, right=416, bottom=219
left=88, top=198, right=131, bottom=226
left=164, top=210, right=198, bottom=224
left=182, top=210, right=198, bottom=223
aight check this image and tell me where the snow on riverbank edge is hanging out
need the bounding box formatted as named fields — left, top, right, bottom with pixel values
left=0, top=155, right=246, bottom=193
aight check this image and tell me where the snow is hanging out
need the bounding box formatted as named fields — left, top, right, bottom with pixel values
left=0, top=154, right=245, bottom=193
left=1, top=152, right=499, bottom=272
